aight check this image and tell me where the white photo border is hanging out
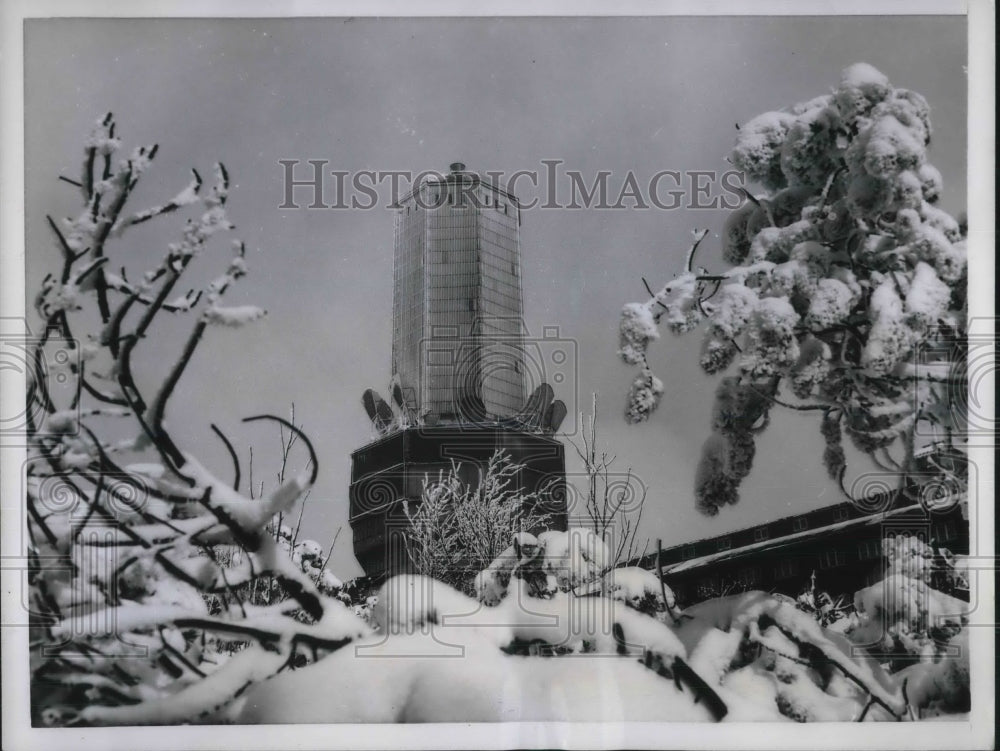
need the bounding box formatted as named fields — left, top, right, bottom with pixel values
left=1, top=1, right=993, bottom=749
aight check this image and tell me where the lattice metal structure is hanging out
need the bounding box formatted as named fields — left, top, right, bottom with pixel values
left=391, top=163, right=525, bottom=423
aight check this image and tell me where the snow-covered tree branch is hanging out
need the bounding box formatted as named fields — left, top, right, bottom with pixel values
left=27, top=116, right=368, bottom=727
left=619, top=64, right=968, bottom=515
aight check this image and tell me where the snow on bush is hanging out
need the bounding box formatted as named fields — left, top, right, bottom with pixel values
left=601, top=566, right=676, bottom=614
left=848, top=535, right=968, bottom=665
left=538, top=528, right=611, bottom=590
left=852, top=574, right=966, bottom=658
left=229, top=519, right=974, bottom=723
left=782, top=535, right=972, bottom=718
left=893, top=630, right=971, bottom=719
left=240, top=559, right=940, bottom=723
left=237, top=627, right=755, bottom=723
left=673, top=590, right=911, bottom=722
left=471, top=527, right=620, bottom=603
left=618, top=63, right=967, bottom=514
left=241, top=571, right=748, bottom=723
left=403, top=451, right=554, bottom=594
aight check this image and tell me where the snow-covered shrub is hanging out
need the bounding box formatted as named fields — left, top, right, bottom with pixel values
left=240, top=573, right=915, bottom=723
left=403, top=450, right=554, bottom=594
left=673, top=590, right=912, bottom=722
left=846, top=534, right=968, bottom=668
left=27, top=116, right=365, bottom=726
left=745, top=535, right=972, bottom=718
left=619, top=63, right=967, bottom=514
left=247, top=570, right=877, bottom=723
left=893, top=629, right=970, bottom=719
left=785, top=536, right=968, bottom=689
left=601, top=566, right=676, bottom=616
left=238, top=576, right=753, bottom=723
left=232, top=521, right=946, bottom=724
left=794, top=574, right=853, bottom=630
left=471, top=527, right=683, bottom=622
left=538, top=527, right=611, bottom=590
left=472, top=528, right=614, bottom=604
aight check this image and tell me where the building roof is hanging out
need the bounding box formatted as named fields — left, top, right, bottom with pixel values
left=656, top=493, right=967, bottom=578
left=351, top=422, right=563, bottom=458
left=392, top=163, right=522, bottom=208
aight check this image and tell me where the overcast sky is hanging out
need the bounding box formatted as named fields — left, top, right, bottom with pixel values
left=25, top=15, right=967, bottom=577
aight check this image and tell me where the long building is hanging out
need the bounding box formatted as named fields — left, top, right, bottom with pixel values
left=636, top=448, right=969, bottom=605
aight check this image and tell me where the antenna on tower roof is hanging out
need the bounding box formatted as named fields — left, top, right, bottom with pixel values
left=449, top=162, right=466, bottom=173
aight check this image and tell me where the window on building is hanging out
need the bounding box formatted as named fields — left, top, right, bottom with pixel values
left=820, top=550, right=849, bottom=569
left=792, top=517, right=809, bottom=532
left=933, top=519, right=959, bottom=541
left=832, top=506, right=849, bottom=522
left=716, top=537, right=732, bottom=551
left=682, top=544, right=697, bottom=560
left=775, top=559, right=799, bottom=579
left=858, top=540, right=882, bottom=560
left=754, top=527, right=769, bottom=542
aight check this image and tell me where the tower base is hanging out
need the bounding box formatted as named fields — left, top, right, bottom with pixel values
left=349, top=425, right=567, bottom=579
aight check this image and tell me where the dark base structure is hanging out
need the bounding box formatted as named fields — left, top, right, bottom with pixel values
left=349, top=425, right=567, bottom=579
